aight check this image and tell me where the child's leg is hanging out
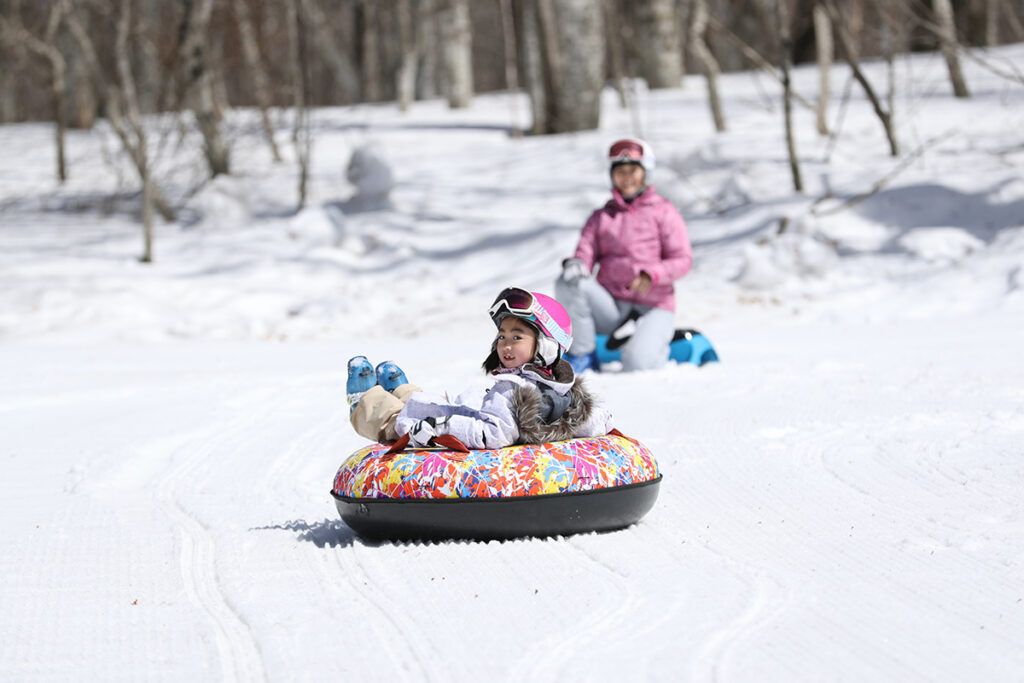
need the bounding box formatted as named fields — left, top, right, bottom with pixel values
left=350, top=384, right=422, bottom=442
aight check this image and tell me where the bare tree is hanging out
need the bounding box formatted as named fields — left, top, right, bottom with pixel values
left=286, top=1, right=312, bottom=209
left=932, top=0, right=970, bottom=97
left=300, top=0, right=361, bottom=103
left=0, top=32, right=21, bottom=122
left=65, top=0, right=175, bottom=237
left=778, top=0, right=802, bottom=192
left=358, top=0, right=382, bottom=102
left=687, top=0, right=726, bottom=132
left=396, top=0, right=419, bottom=111
left=232, top=0, right=282, bottom=161
left=440, top=0, right=473, bottom=108
left=825, top=0, right=899, bottom=156
left=0, top=0, right=70, bottom=181
left=415, top=0, right=441, bottom=99
left=602, top=0, right=629, bottom=108
left=178, top=0, right=230, bottom=176
left=813, top=1, right=832, bottom=135
left=518, top=0, right=546, bottom=133
left=870, top=0, right=900, bottom=125
left=115, top=0, right=155, bottom=261
left=997, top=0, right=1024, bottom=42
left=498, top=0, right=523, bottom=134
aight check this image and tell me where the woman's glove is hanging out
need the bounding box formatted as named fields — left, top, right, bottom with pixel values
left=408, top=415, right=450, bottom=447
left=561, top=258, right=589, bottom=285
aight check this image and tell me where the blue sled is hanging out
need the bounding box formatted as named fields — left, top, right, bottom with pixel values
left=595, top=329, right=720, bottom=367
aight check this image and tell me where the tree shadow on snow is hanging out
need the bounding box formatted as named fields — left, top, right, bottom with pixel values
left=851, top=180, right=1024, bottom=248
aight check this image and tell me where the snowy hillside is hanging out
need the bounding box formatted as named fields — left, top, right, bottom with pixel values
left=1, top=44, right=1023, bottom=680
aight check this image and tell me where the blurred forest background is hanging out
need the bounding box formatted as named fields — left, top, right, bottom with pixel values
left=2, top=0, right=1023, bottom=260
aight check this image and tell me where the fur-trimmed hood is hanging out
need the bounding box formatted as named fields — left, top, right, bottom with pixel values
left=505, top=359, right=610, bottom=444
left=512, top=375, right=604, bottom=444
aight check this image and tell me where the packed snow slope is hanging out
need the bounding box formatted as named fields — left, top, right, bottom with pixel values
left=2, top=44, right=1023, bottom=681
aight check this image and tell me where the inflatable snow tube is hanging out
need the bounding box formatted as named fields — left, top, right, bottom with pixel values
left=331, top=431, right=661, bottom=541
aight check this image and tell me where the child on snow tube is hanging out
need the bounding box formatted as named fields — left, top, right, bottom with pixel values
left=346, top=287, right=614, bottom=450
left=556, top=138, right=693, bottom=373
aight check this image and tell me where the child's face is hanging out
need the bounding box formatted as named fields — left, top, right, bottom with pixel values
left=612, top=163, right=645, bottom=197
left=496, top=317, right=538, bottom=369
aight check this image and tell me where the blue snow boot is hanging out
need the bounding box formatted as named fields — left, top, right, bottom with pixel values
left=565, top=351, right=600, bottom=375
left=347, top=356, right=376, bottom=410
left=375, top=360, right=409, bottom=392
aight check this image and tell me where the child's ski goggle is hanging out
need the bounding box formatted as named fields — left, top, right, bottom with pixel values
left=609, top=139, right=644, bottom=163
left=489, top=287, right=536, bottom=318
left=489, top=287, right=572, bottom=351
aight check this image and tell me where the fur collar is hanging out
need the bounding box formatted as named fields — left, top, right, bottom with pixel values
left=511, top=376, right=599, bottom=444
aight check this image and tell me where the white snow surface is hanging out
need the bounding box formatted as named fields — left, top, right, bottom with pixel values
left=2, top=45, right=1024, bottom=681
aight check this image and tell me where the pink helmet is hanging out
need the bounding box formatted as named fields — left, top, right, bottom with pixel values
left=489, top=288, right=573, bottom=366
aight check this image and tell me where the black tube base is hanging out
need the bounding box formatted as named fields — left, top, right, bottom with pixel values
left=333, top=476, right=662, bottom=542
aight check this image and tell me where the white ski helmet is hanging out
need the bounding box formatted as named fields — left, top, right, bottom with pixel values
left=608, top=138, right=655, bottom=177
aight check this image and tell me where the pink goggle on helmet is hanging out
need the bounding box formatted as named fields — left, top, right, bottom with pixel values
left=489, top=287, right=573, bottom=366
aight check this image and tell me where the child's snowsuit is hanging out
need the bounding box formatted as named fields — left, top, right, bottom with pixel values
left=349, top=360, right=613, bottom=449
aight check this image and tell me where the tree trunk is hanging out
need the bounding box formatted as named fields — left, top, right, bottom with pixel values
left=813, top=2, right=832, bottom=135
left=602, top=0, right=629, bottom=108
left=778, top=0, right=802, bottom=192
left=932, top=0, right=970, bottom=98
left=999, top=0, right=1024, bottom=42
left=179, top=0, right=230, bottom=176
left=300, top=0, right=361, bottom=103
left=396, top=0, right=419, bottom=112
left=519, top=0, right=547, bottom=134
left=825, top=0, right=898, bottom=156
left=635, top=0, right=684, bottom=89
left=359, top=0, right=382, bottom=102
left=526, top=0, right=604, bottom=134
left=984, top=0, right=997, bottom=46
left=440, top=0, right=473, bottom=108
left=286, top=2, right=311, bottom=209
left=233, top=0, right=282, bottom=161
left=498, top=0, right=522, bottom=135
left=0, top=49, right=17, bottom=122
left=415, top=0, right=440, bottom=99
left=115, top=0, right=154, bottom=261
left=688, top=0, right=726, bottom=132
left=552, top=0, right=604, bottom=131
left=871, top=0, right=898, bottom=125
left=1, top=1, right=70, bottom=181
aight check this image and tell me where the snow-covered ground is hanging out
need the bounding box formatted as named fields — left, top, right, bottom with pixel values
left=2, top=44, right=1023, bottom=681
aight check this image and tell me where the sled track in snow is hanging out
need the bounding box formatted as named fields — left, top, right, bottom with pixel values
left=156, top=404, right=268, bottom=682
left=260, top=400, right=434, bottom=681
left=515, top=539, right=637, bottom=681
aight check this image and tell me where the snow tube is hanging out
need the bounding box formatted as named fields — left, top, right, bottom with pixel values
left=331, top=430, right=661, bottom=541
left=596, top=328, right=719, bottom=367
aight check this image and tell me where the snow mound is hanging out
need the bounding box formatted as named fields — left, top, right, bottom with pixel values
left=185, top=174, right=253, bottom=229
left=897, top=227, right=985, bottom=263
left=736, top=216, right=837, bottom=289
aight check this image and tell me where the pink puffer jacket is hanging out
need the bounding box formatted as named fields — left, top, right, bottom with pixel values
left=573, top=186, right=692, bottom=311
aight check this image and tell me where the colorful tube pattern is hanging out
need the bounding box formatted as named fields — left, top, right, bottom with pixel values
left=333, top=434, right=659, bottom=500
